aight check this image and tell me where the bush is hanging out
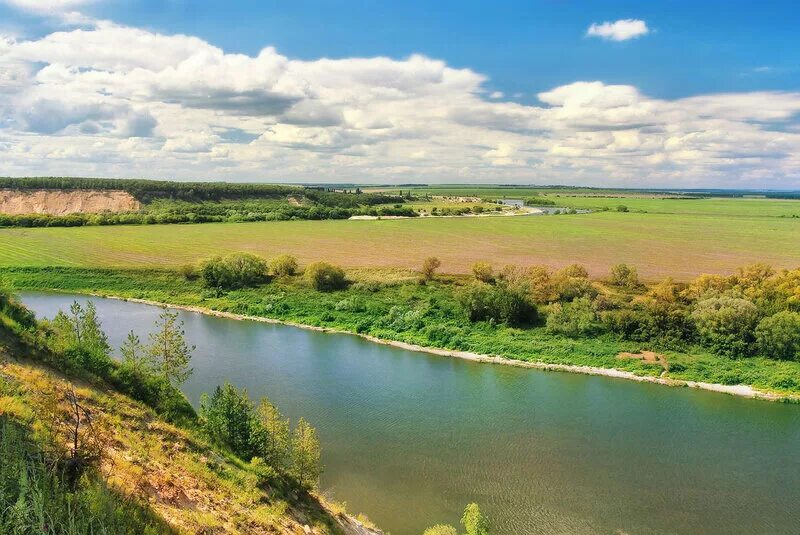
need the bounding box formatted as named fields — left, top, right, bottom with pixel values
left=617, top=205, right=629, bottom=212
left=304, top=262, right=347, bottom=291
left=460, top=281, right=537, bottom=326
left=692, top=297, right=760, bottom=357
left=420, top=256, right=442, bottom=283
left=755, top=311, right=800, bottom=360
left=200, top=252, right=269, bottom=290
left=471, top=262, right=494, bottom=283
left=545, top=297, right=599, bottom=337
left=178, top=264, right=198, bottom=280
left=268, top=254, right=298, bottom=277
left=609, top=263, right=641, bottom=290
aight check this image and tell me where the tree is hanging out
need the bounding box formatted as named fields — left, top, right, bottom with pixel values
left=692, top=297, right=760, bottom=358
left=199, top=252, right=269, bottom=290
left=291, top=418, right=322, bottom=489
left=304, top=261, right=347, bottom=291
left=609, top=263, right=641, bottom=290
left=254, top=398, right=291, bottom=469
left=545, top=297, right=598, bottom=337
left=420, top=257, right=442, bottom=283
left=120, top=330, right=151, bottom=375
left=461, top=503, right=490, bottom=535
left=471, top=262, right=494, bottom=283
left=147, top=309, right=194, bottom=386
left=268, top=254, right=299, bottom=277
left=50, top=301, right=111, bottom=373
left=756, top=311, right=800, bottom=360
left=460, top=281, right=537, bottom=326
left=200, top=383, right=258, bottom=459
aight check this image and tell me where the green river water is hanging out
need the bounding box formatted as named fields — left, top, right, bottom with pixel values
left=20, top=292, right=800, bottom=535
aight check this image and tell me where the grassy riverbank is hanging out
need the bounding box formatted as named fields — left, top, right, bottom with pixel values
left=0, top=281, right=381, bottom=534
left=4, top=266, right=798, bottom=398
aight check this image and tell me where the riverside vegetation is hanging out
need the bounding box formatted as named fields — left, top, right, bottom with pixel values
left=3, top=253, right=799, bottom=397
left=0, top=285, right=359, bottom=532
left=2, top=281, right=493, bottom=533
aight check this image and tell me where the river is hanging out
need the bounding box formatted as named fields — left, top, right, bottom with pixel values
left=19, top=292, right=800, bottom=535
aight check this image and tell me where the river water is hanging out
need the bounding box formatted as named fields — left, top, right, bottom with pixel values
left=20, top=292, right=800, bottom=535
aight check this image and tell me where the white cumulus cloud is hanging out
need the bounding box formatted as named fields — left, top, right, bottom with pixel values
left=586, top=19, right=649, bottom=41
left=0, top=19, right=798, bottom=188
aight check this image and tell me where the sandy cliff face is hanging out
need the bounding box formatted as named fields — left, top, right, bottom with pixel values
left=0, top=189, right=141, bottom=215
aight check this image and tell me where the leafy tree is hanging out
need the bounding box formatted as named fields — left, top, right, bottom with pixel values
left=545, top=297, right=598, bottom=337
left=291, top=418, right=322, bottom=489
left=460, top=281, right=537, bottom=326
left=304, top=261, right=347, bottom=291
left=692, top=297, right=760, bottom=358
left=420, top=256, right=442, bottom=283
left=756, top=311, right=800, bottom=361
left=254, top=398, right=291, bottom=469
left=471, top=262, right=494, bottom=283
left=49, top=301, right=111, bottom=373
left=609, top=263, right=642, bottom=290
left=268, top=254, right=299, bottom=277
left=147, top=309, right=194, bottom=386
left=199, top=252, right=269, bottom=290
left=200, top=383, right=259, bottom=459
left=461, top=503, right=490, bottom=535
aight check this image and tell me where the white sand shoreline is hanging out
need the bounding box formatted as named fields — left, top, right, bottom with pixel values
left=58, top=291, right=799, bottom=403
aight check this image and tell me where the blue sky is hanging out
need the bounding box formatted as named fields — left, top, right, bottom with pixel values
left=1, top=0, right=799, bottom=186
left=88, top=0, right=800, bottom=99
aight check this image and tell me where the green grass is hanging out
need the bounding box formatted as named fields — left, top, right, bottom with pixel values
left=4, top=266, right=799, bottom=397
left=2, top=210, right=799, bottom=280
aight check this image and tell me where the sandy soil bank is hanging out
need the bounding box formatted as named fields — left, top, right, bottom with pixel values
left=0, top=189, right=140, bottom=215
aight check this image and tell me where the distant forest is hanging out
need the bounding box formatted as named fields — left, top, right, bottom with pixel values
left=0, top=177, right=410, bottom=227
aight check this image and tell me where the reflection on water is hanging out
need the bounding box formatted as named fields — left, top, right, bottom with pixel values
left=20, top=292, right=800, bottom=535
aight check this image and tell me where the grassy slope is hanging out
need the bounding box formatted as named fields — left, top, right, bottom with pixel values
left=0, top=324, right=379, bottom=535
left=4, top=267, right=799, bottom=397
left=2, top=209, right=799, bottom=279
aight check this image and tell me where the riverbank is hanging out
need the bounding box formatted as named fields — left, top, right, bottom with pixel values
left=52, top=291, right=799, bottom=403
left=6, top=266, right=799, bottom=401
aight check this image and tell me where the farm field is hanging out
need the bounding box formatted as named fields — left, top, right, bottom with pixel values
left=2, top=209, right=799, bottom=279
left=372, top=187, right=800, bottom=218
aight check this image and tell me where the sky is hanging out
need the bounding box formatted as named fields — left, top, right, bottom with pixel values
left=1, top=0, right=799, bottom=187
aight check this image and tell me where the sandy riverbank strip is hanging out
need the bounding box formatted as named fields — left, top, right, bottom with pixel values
left=80, top=293, right=798, bottom=403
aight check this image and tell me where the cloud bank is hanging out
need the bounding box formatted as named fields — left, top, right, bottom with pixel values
left=0, top=19, right=799, bottom=187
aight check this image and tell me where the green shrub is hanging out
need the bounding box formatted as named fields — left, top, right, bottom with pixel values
left=200, top=252, right=268, bottom=290
left=756, top=311, right=800, bottom=360
left=460, top=281, right=537, bottom=326
left=420, top=256, right=442, bottom=283
left=304, top=262, right=347, bottom=291
left=268, top=254, right=299, bottom=277
left=546, top=297, right=599, bottom=337
left=471, top=261, right=494, bottom=283
left=692, top=296, right=760, bottom=357
left=178, top=264, right=199, bottom=280
left=609, top=263, right=642, bottom=290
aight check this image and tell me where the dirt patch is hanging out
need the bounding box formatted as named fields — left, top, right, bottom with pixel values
left=618, top=351, right=668, bottom=370
left=0, top=189, right=140, bottom=215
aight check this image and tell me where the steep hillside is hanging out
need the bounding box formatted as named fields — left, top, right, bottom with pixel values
left=0, top=325, right=381, bottom=534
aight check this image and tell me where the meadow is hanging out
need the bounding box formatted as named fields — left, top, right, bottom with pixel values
left=2, top=207, right=799, bottom=280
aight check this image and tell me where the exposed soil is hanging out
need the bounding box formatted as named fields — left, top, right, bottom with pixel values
left=0, top=189, right=140, bottom=215
left=618, top=350, right=669, bottom=371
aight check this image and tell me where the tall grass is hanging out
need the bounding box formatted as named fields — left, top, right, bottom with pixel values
left=0, top=416, right=175, bottom=534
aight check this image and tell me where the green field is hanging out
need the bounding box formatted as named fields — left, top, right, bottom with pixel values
left=2, top=208, right=799, bottom=280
